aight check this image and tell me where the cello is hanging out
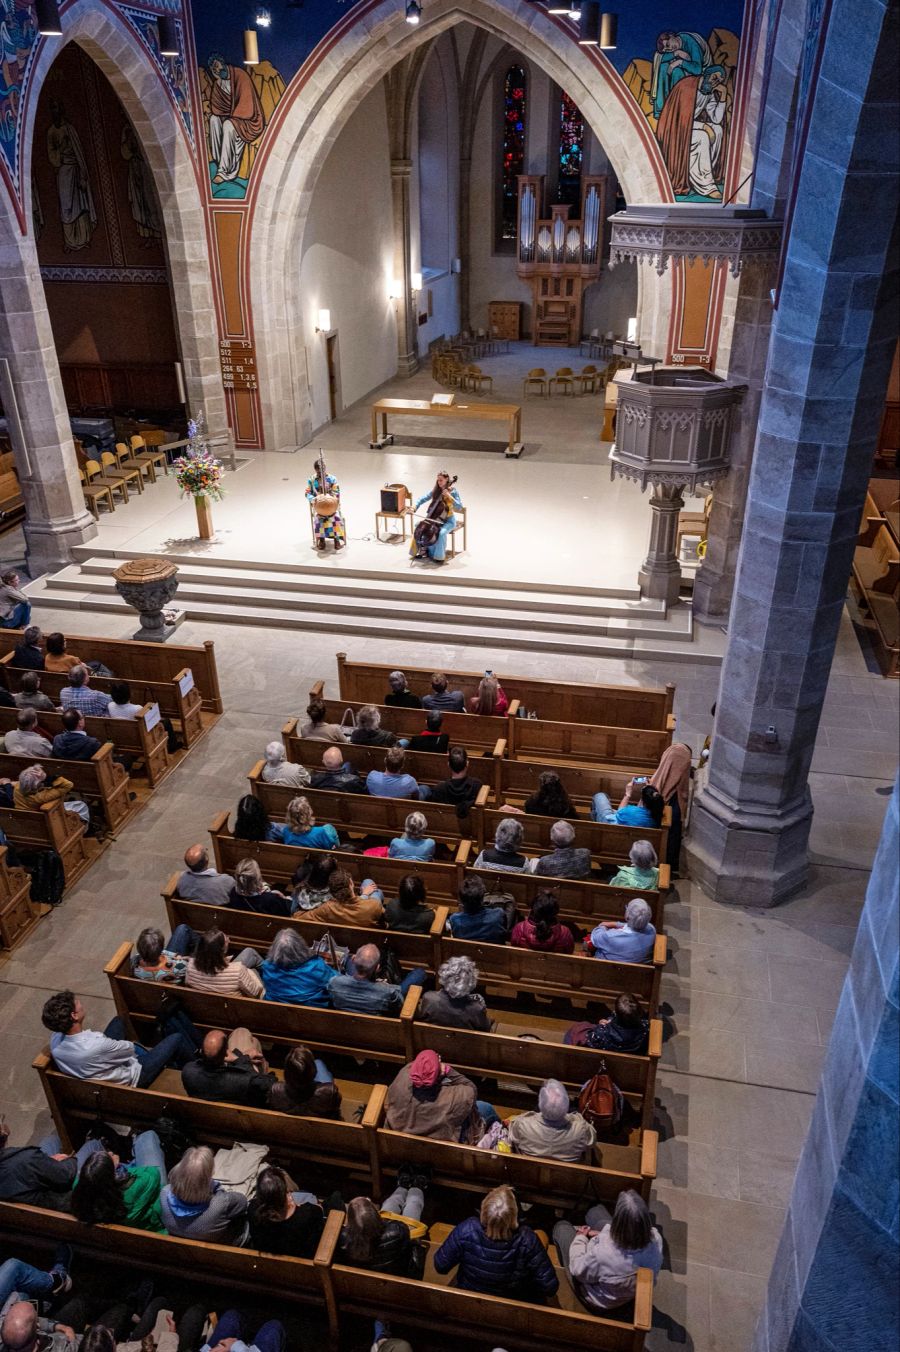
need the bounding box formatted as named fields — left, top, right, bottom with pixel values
left=411, top=474, right=458, bottom=558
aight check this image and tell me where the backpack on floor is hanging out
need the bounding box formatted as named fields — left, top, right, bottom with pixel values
left=19, top=847, right=66, bottom=906
left=578, top=1061, right=625, bottom=1133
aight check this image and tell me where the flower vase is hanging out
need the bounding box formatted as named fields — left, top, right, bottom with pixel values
left=194, top=494, right=214, bottom=540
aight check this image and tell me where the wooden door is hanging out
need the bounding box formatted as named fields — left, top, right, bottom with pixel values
left=326, top=335, right=339, bottom=421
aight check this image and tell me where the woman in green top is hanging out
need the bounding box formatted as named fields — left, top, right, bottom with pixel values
left=72, top=1130, right=167, bottom=1233
left=608, top=839, right=660, bottom=891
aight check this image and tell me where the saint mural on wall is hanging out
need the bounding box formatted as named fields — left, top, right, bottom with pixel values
left=200, top=51, right=285, bottom=199
left=46, top=98, right=97, bottom=252
left=121, top=121, right=162, bottom=243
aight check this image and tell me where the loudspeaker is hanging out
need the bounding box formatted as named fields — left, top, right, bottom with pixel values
left=381, top=484, right=409, bottom=513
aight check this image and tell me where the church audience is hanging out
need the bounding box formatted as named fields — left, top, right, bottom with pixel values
left=434, top=1185, right=558, bottom=1302
left=510, top=891, right=575, bottom=953
left=0, top=570, right=31, bottom=630
left=340, top=1194, right=422, bottom=1277
left=41, top=990, right=194, bottom=1088
left=447, top=876, right=510, bottom=943
left=300, top=696, right=348, bottom=742
left=591, top=781, right=664, bottom=828
left=473, top=817, right=528, bottom=873
left=367, top=747, right=428, bottom=800
left=468, top=674, right=508, bottom=716
left=12, top=626, right=44, bottom=670
left=13, top=671, right=55, bottom=711
left=233, top=794, right=280, bottom=843
left=609, top=839, right=660, bottom=891
left=51, top=709, right=102, bottom=762
left=350, top=705, right=397, bottom=747
left=329, top=943, right=426, bottom=1015
left=406, top=710, right=449, bottom=754
left=522, top=769, right=578, bottom=819
left=130, top=924, right=192, bottom=983
left=272, top=795, right=339, bottom=849
left=384, top=874, right=434, bottom=933
left=427, top=746, right=482, bottom=817
left=385, top=1051, right=479, bottom=1142
left=310, top=745, right=366, bottom=793
left=566, top=993, right=650, bottom=1054
left=198, top=1310, right=286, bottom=1352
left=384, top=671, right=422, bottom=709
left=43, top=632, right=81, bottom=675
left=589, top=898, right=656, bottom=963
left=388, top=810, right=436, bottom=861
left=421, top=672, right=465, bottom=713
left=649, top=741, right=692, bottom=871
left=248, top=1165, right=326, bottom=1258
left=290, top=854, right=339, bottom=912
left=259, top=928, right=335, bottom=1008
left=185, top=927, right=265, bottom=998
left=0, top=1301, right=76, bottom=1352
left=266, top=1045, right=342, bottom=1119
left=419, top=956, right=491, bottom=1031
left=507, top=1080, right=595, bottom=1162
left=160, top=1146, right=248, bottom=1245
left=552, top=1189, right=662, bottom=1311
left=106, top=683, right=143, bottom=720
left=71, top=1134, right=167, bottom=1234
left=176, top=845, right=235, bottom=904
left=59, top=665, right=111, bottom=717
left=14, top=764, right=88, bottom=826
left=308, top=870, right=384, bottom=926
left=4, top=708, right=51, bottom=758
left=260, top=740, right=310, bottom=788
left=0, top=1114, right=86, bottom=1211
left=529, top=819, right=591, bottom=879
left=228, top=858, right=291, bottom=917
left=182, top=1028, right=275, bottom=1107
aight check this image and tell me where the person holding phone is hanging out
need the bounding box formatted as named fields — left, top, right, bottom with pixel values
left=591, top=779, right=664, bottom=827
left=468, top=673, right=508, bottom=716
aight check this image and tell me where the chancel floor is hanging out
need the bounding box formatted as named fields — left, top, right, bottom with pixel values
left=0, top=591, right=894, bottom=1350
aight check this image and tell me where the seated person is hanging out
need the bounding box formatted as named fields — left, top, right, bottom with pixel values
left=552, top=1188, right=663, bottom=1311
left=260, top=740, right=310, bottom=788
left=329, top=942, right=426, bottom=1015
left=199, top=1310, right=287, bottom=1352
left=177, top=844, right=235, bottom=904
left=0, top=570, right=30, bottom=630
left=106, top=681, right=143, bottom=719
left=507, top=1079, right=595, bottom=1162
left=406, top=710, right=449, bottom=755
left=266, top=1044, right=342, bottom=1119
left=300, top=695, right=348, bottom=742
left=427, top=746, right=482, bottom=817
left=388, top=810, right=436, bottom=862
left=468, top=673, right=509, bottom=716
left=233, top=794, right=281, bottom=843
left=309, top=869, right=384, bottom=926
left=182, top=1028, right=275, bottom=1106
left=71, top=1131, right=168, bottom=1233
left=590, top=897, right=656, bottom=963
left=447, top=876, right=510, bottom=943
left=12, top=625, right=44, bottom=671
left=434, top=1185, right=558, bottom=1301
left=311, top=744, right=366, bottom=794
left=272, top=795, right=339, bottom=849
left=419, top=956, right=491, bottom=1031
left=41, top=989, right=194, bottom=1088
left=59, top=664, right=111, bottom=717
left=384, top=874, right=434, bottom=934
left=384, top=670, right=422, bottom=709
left=185, top=927, right=265, bottom=997
left=510, top=890, right=575, bottom=953
left=609, top=839, right=660, bottom=891
left=248, top=1164, right=326, bottom=1258
left=229, top=857, right=292, bottom=917
left=130, top=924, right=193, bottom=982
left=523, top=769, right=578, bottom=819
left=565, top=993, right=650, bottom=1054
left=528, top=820, right=591, bottom=880
left=340, top=1193, right=423, bottom=1277
left=4, top=708, right=51, bottom=758
left=13, top=763, right=89, bottom=826
left=0, top=1303, right=76, bottom=1351
left=385, top=1050, right=478, bottom=1142
left=50, top=708, right=103, bottom=762
left=13, top=671, right=55, bottom=712
left=367, top=746, right=428, bottom=800
left=473, top=817, right=528, bottom=873
left=0, top=1114, right=87, bottom=1211
left=160, top=1145, right=248, bottom=1245
left=260, top=928, right=336, bottom=1008
left=43, top=632, right=81, bottom=675
left=350, top=705, right=397, bottom=747
left=290, top=854, right=340, bottom=912
left=421, top=671, right=465, bottom=713
left=592, top=780, right=664, bottom=828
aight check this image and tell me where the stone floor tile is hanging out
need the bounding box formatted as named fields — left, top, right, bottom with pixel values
left=708, top=1266, right=768, bottom=1352
left=661, top=1026, right=748, bottom=1082
left=660, top=988, right=822, bottom=1049
left=767, top=953, right=850, bottom=1009
left=745, top=1041, right=827, bottom=1094
left=652, top=1187, right=785, bottom=1276
left=655, top=1136, right=741, bottom=1202
left=647, top=1262, right=713, bottom=1351
left=738, top=1146, right=804, bottom=1208
left=669, top=943, right=772, bottom=1000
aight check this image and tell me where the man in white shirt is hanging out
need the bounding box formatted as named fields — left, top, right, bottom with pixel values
left=176, top=844, right=235, bottom=904
left=4, top=708, right=52, bottom=758
left=41, top=989, right=197, bottom=1088
left=107, top=681, right=144, bottom=719
left=260, top=740, right=310, bottom=788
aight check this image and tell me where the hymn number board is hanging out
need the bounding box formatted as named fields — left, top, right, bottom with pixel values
left=219, top=339, right=258, bottom=392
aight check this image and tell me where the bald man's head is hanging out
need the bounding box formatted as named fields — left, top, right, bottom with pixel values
left=322, top=746, right=344, bottom=770
left=201, top=1029, right=228, bottom=1067
left=1, top=1301, right=38, bottom=1351
left=354, top=943, right=381, bottom=980
left=184, top=844, right=209, bottom=873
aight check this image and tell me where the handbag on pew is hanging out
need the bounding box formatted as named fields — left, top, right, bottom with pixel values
left=377, top=943, right=403, bottom=986
left=578, top=1061, right=625, bottom=1136
left=483, top=886, right=518, bottom=932
left=340, top=707, right=357, bottom=731
left=310, top=930, right=350, bottom=972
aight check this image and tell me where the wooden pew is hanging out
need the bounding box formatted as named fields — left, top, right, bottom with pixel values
left=283, top=729, right=503, bottom=785
left=0, top=703, right=171, bottom=787
left=506, top=718, right=673, bottom=769
left=0, top=843, right=39, bottom=952
left=335, top=651, right=676, bottom=732
left=0, top=746, right=134, bottom=833
left=478, top=807, right=670, bottom=872
left=852, top=518, right=900, bottom=676
left=286, top=704, right=509, bottom=757
left=496, top=755, right=633, bottom=806
left=0, top=632, right=224, bottom=714
left=0, top=798, right=90, bottom=887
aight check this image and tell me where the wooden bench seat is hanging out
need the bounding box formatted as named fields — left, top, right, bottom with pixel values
left=0, top=797, right=91, bottom=888
left=0, top=746, right=135, bottom=832
left=0, top=702, right=171, bottom=787
left=0, top=468, right=25, bottom=534
left=851, top=518, right=900, bottom=676
left=0, top=843, right=39, bottom=952
left=288, top=704, right=508, bottom=758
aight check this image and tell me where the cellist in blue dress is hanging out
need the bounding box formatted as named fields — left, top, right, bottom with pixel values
left=410, top=471, right=462, bottom=564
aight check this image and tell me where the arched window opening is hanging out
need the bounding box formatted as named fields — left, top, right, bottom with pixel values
left=500, top=64, right=527, bottom=242
left=557, top=90, right=584, bottom=207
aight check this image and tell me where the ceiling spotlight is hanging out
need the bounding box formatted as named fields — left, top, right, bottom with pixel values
left=34, top=0, right=63, bottom=36
left=600, top=11, right=618, bottom=48
left=243, top=28, right=260, bottom=65
left=578, top=0, right=601, bottom=44
left=157, top=16, right=179, bottom=57
left=548, top=5, right=581, bottom=15
left=256, top=8, right=272, bottom=26
left=405, top=0, right=421, bottom=24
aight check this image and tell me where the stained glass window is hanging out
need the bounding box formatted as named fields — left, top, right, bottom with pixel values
left=501, top=64, right=527, bottom=242
left=557, top=91, right=584, bottom=207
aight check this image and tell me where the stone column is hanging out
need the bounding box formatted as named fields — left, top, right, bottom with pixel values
left=390, top=157, right=419, bottom=377
left=638, top=483, right=684, bottom=605
left=687, top=0, right=899, bottom=905
left=752, top=780, right=899, bottom=1352
left=0, top=235, right=97, bottom=576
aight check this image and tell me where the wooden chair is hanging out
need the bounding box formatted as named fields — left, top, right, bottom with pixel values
left=464, top=365, right=493, bottom=394
left=579, top=328, right=600, bottom=357
left=84, top=457, right=128, bottom=505
left=114, top=441, right=154, bottom=485
left=129, top=435, right=168, bottom=479
left=79, top=466, right=115, bottom=518
left=491, top=326, right=510, bottom=353
left=549, top=367, right=576, bottom=395
left=446, top=503, right=467, bottom=556
left=101, top=450, right=143, bottom=495
left=575, top=365, right=599, bottom=394
left=523, top=368, right=548, bottom=397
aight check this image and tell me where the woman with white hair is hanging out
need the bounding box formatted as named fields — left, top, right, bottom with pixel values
left=13, top=762, right=89, bottom=825
left=507, top=1078, right=596, bottom=1162
left=384, top=671, right=422, bottom=709
left=350, top=704, right=398, bottom=747
left=473, top=816, right=528, bottom=872
left=259, top=740, right=310, bottom=789
left=259, top=927, right=336, bottom=1007
left=552, top=1188, right=662, bottom=1311
left=160, top=1145, right=248, bottom=1244
left=419, top=955, right=491, bottom=1030
left=274, top=796, right=339, bottom=850
left=609, top=840, right=660, bottom=891
left=528, top=819, right=592, bottom=880
left=388, top=810, right=436, bottom=862
left=590, top=897, right=656, bottom=963
left=229, top=857, right=291, bottom=917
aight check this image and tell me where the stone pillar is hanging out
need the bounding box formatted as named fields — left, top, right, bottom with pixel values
left=638, top=483, right=684, bottom=605
left=390, top=158, right=419, bottom=378
left=752, top=780, right=899, bottom=1352
left=687, top=0, right=899, bottom=905
left=0, top=235, right=97, bottom=576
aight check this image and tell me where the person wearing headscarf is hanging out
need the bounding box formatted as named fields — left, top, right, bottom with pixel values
left=384, top=1050, right=479, bottom=1142
left=649, top=741, right=692, bottom=872
left=306, top=456, right=346, bottom=551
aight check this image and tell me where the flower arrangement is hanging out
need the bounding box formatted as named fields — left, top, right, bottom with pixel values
left=174, top=411, right=225, bottom=501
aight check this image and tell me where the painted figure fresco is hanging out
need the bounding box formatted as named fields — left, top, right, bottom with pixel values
left=46, top=98, right=97, bottom=252
left=121, top=121, right=162, bottom=242
left=200, top=50, right=285, bottom=199
left=0, top=0, right=34, bottom=157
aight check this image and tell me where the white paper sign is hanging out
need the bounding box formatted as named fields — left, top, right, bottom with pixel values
left=143, top=702, right=161, bottom=732
left=178, top=669, right=194, bottom=696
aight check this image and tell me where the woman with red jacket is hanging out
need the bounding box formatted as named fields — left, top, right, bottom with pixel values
left=510, top=891, right=575, bottom=954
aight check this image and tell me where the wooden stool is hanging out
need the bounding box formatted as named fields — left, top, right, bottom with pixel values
left=375, top=506, right=412, bottom=542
